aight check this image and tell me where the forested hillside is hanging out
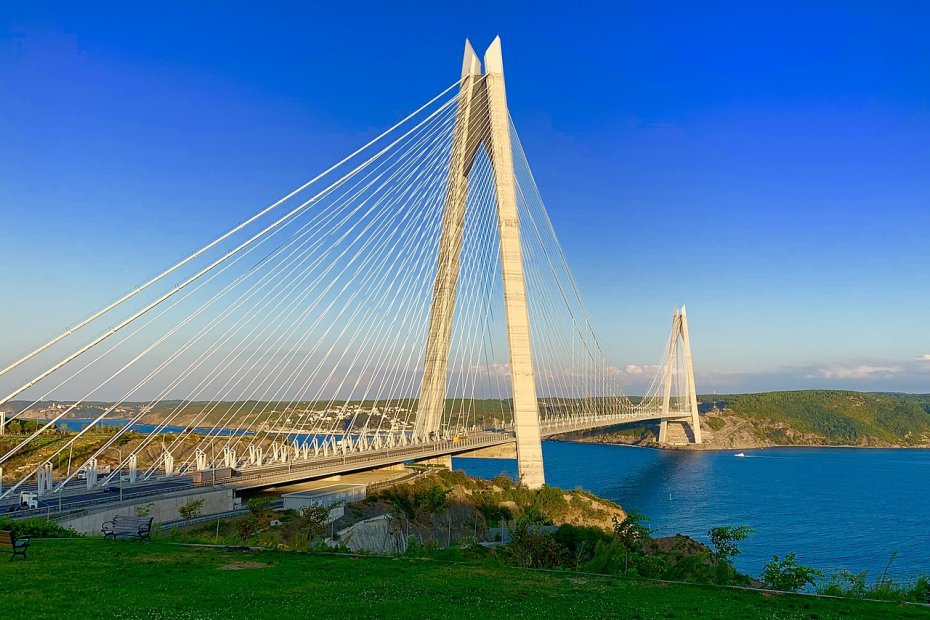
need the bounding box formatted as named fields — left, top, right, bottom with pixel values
left=564, top=391, right=930, bottom=449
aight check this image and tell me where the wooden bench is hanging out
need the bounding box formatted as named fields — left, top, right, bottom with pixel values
left=102, top=515, right=154, bottom=542
left=0, top=530, right=29, bottom=560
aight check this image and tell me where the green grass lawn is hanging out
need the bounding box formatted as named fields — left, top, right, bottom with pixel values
left=1, top=539, right=927, bottom=619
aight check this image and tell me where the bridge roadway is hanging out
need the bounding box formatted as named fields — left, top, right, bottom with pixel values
left=3, top=411, right=690, bottom=518
left=227, top=410, right=689, bottom=490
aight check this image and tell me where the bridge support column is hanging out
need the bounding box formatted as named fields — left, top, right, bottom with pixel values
left=86, top=458, right=99, bottom=488
left=680, top=306, right=703, bottom=444
left=0, top=411, right=5, bottom=435
left=416, top=38, right=545, bottom=489
left=163, top=452, right=174, bottom=477
left=37, top=462, right=52, bottom=496
left=128, top=454, right=137, bottom=483
left=659, top=306, right=702, bottom=445
left=418, top=455, right=452, bottom=469
left=195, top=450, right=208, bottom=471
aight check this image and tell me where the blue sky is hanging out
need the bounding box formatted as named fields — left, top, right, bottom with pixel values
left=1, top=2, right=929, bottom=393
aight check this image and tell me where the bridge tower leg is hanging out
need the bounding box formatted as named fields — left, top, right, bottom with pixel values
left=680, top=306, right=703, bottom=444
left=416, top=38, right=544, bottom=489
left=659, top=306, right=703, bottom=445
left=86, top=458, right=99, bottom=488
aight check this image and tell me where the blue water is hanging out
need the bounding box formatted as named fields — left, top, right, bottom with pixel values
left=455, top=441, right=930, bottom=582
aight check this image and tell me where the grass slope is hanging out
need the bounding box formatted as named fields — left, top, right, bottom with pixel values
left=1, top=540, right=927, bottom=619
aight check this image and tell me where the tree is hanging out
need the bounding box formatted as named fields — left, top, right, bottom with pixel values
left=762, top=553, right=822, bottom=592
left=612, top=510, right=652, bottom=551
left=515, top=505, right=549, bottom=530
left=247, top=496, right=273, bottom=519
left=295, top=501, right=338, bottom=540
left=178, top=498, right=205, bottom=521
left=508, top=527, right=565, bottom=569
left=708, top=525, right=754, bottom=560
left=135, top=502, right=155, bottom=517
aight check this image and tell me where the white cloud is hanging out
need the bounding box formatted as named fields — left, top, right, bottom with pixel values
left=608, top=364, right=659, bottom=377
left=816, top=365, right=902, bottom=380
left=917, top=354, right=930, bottom=361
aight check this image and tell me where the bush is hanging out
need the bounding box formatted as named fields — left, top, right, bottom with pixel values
left=0, top=517, right=81, bottom=538
left=178, top=498, right=205, bottom=521
left=817, top=569, right=866, bottom=597
left=245, top=496, right=272, bottom=517
left=508, top=529, right=565, bottom=569
left=370, top=478, right=451, bottom=519
left=583, top=539, right=670, bottom=579
left=553, top=524, right=611, bottom=566
left=761, top=553, right=822, bottom=592
left=531, top=485, right=569, bottom=521
left=817, top=570, right=930, bottom=603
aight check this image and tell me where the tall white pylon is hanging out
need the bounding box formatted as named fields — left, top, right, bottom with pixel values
left=416, top=37, right=545, bottom=489
left=658, top=306, right=703, bottom=445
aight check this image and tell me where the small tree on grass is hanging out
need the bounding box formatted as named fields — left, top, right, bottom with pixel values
left=178, top=498, right=205, bottom=521
left=708, top=525, right=754, bottom=560
left=295, top=501, right=339, bottom=540
left=612, top=510, right=652, bottom=551
left=762, top=553, right=822, bottom=592
left=247, top=496, right=274, bottom=519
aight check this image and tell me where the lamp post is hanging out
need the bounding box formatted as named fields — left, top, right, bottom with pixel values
left=116, top=448, right=123, bottom=503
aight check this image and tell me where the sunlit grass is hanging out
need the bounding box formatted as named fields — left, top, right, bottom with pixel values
left=1, top=539, right=928, bottom=619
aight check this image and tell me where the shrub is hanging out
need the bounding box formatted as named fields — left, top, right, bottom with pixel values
left=583, top=539, right=670, bottom=579
left=370, top=478, right=452, bottom=519
left=705, top=416, right=726, bottom=431
left=515, top=505, right=549, bottom=529
left=246, top=496, right=274, bottom=519
left=531, top=485, right=569, bottom=521
left=817, top=570, right=868, bottom=598
left=761, top=553, right=822, bottom=592
left=508, top=529, right=565, bottom=569
left=553, top=524, right=611, bottom=566
left=0, top=517, right=81, bottom=538
left=178, top=498, right=205, bottom=521
left=292, top=501, right=337, bottom=541
left=475, top=491, right=511, bottom=525
left=490, top=473, right=514, bottom=491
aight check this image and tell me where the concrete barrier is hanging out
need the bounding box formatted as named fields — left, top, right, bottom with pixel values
left=58, top=487, right=236, bottom=535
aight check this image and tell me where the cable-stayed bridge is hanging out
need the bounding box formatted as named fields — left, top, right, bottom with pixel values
left=0, top=38, right=703, bottom=512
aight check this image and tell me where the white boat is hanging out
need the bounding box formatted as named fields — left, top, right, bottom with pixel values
left=734, top=452, right=746, bottom=457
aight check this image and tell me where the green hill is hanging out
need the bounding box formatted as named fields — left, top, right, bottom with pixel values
left=703, top=391, right=930, bottom=446
left=565, top=391, right=930, bottom=449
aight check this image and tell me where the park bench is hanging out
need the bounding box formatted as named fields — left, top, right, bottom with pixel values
left=101, top=515, right=154, bottom=542
left=0, top=530, right=30, bottom=560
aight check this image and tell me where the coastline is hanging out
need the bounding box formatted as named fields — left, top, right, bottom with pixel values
left=553, top=437, right=930, bottom=452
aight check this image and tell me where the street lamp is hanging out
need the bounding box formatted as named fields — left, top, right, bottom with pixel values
left=116, top=448, right=123, bottom=503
